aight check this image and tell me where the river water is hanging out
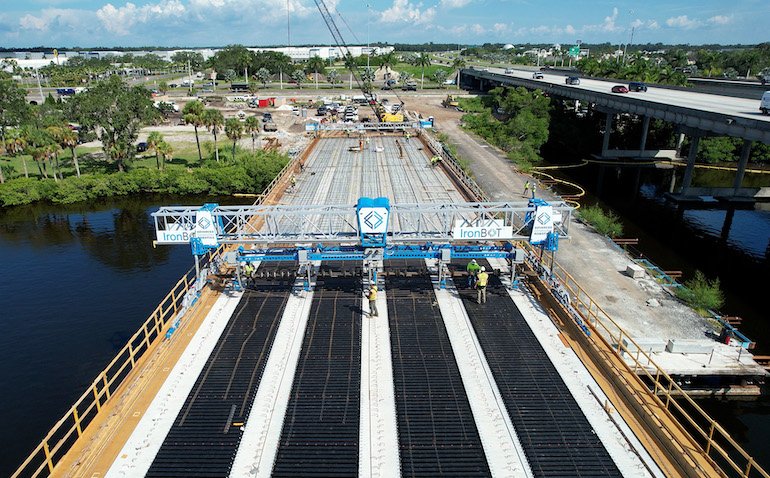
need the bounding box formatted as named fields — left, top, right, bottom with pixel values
left=0, top=197, right=223, bottom=476
left=0, top=181, right=768, bottom=474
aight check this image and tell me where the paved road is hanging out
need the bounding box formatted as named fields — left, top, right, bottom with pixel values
left=485, top=67, right=770, bottom=121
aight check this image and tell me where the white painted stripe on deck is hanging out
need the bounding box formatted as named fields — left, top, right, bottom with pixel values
left=487, top=258, right=664, bottom=478
left=359, top=289, right=401, bottom=478
left=229, top=286, right=314, bottom=478
left=426, top=260, right=533, bottom=478
left=106, top=289, right=245, bottom=478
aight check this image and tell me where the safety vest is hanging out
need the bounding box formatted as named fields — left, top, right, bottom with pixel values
left=476, top=272, right=489, bottom=287
left=368, top=288, right=377, bottom=301
left=467, top=262, right=480, bottom=274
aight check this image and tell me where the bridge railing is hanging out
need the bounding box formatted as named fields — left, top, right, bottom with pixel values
left=12, top=150, right=306, bottom=478
left=419, top=130, right=491, bottom=202
left=525, top=244, right=769, bottom=478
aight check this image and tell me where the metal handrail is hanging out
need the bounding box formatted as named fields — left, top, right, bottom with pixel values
left=524, top=243, right=769, bottom=478
left=12, top=151, right=301, bottom=478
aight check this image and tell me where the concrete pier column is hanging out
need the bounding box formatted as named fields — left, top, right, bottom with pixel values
left=733, top=140, right=752, bottom=192
left=681, top=135, right=700, bottom=194
left=639, top=116, right=651, bottom=152
left=602, top=112, right=614, bottom=155
left=675, top=132, right=686, bottom=157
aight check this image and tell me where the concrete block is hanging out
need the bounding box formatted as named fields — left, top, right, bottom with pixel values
left=625, top=263, right=645, bottom=279
left=666, top=339, right=714, bottom=354
left=618, top=338, right=666, bottom=356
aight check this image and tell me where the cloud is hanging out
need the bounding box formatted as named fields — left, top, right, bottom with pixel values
left=493, top=23, right=508, bottom=33
left=471, top=23, right=485, bottom=34
left=19, top=8, right=86, bottom=31
left=564, top=24, right=575, bottom=35
left=96, top=1, right=185, bottom=35
left=707, top=15, right=732, bottom=25
left=380, top=0, right=436, bottom=24
left=583, top=7, right=623, bottom=33
left=666, top=15, right=701, bottom=29
left=439, top=0, right=471, bottom=8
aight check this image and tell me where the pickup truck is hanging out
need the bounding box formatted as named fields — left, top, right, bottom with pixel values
left=263, top=122, right=278, bottom=132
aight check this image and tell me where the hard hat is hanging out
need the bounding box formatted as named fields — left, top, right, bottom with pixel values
left=471, top=259, right=477, bottom=264
left=480, top=266, right=486, bottom=271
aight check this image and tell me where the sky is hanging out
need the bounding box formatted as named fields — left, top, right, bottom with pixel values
left=0, top=0, right=768, bottom=48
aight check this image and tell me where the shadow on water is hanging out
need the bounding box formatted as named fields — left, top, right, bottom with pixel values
left=0, top=194, right=239, bottom=476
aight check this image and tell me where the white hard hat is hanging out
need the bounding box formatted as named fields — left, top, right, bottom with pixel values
left=471, top=259, right=477, bottom=264
left=480, top=266, right=486, bottom=271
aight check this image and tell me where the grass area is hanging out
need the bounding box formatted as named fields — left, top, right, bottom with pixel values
left=675, top=271, right=725, bottom=315
left=577, top=205, right=624, bottom=238
left=389, top=63, right=454, bottom=83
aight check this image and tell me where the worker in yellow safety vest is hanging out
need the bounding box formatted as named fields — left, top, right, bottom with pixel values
left=476, top=267, right=489, bottom=304
left=367, top=285, right=378, bottom=317
left=523, top=180, right=530, bottom=197
left=430, top=155, right=442, bottom=167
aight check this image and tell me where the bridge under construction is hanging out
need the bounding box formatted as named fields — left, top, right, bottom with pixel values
left=13, top=128, right=770, bottom=478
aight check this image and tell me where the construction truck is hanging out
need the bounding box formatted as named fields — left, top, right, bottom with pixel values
left=382, top=112, right=404, bottom=122
left=263, top=121, right=277, bottom=132
left=442, top=95, right=459, bottom=108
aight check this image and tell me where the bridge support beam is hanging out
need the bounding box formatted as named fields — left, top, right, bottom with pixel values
left=639, top=116, right=651, bottom=152
left=733, top=140, right=752, bottom=192
left=675, top=132, right=686, bottom=157
left=681, top=134, right=700, bottom=194
left=602, top=112, right=614, bottom=155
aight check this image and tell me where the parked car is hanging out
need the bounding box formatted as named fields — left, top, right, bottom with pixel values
left=611, top=85, right=629, bottom=93
left=628, top=82, right=648, bottom=92
left=316, top=106, right=328, bottom=116
left=136, top=142, right=148, bottom=153
left=504, top=68, right=514, bottom=74
left=565, top=76, right=580, bottom=85
left=262, top=112, right=273, bottom=122
left=401, top=83, right=417, bottom=91
left=532, top=71, right=544, bottom=79
left=381, top=84, right=392, bottom=90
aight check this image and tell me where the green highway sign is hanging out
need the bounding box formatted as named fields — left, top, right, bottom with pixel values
left=569, top=46, right=580, bottom=57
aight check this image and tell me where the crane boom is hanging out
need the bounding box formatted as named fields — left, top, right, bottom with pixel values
left=313, top=0, right=381, bottom=120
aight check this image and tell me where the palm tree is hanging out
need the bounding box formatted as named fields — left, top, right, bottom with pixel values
left=224, top=118, right=244, bottom=161
left=202, top=108, right=224, bottom=162
left=146, top=131, right=165, bottom=170
left=433, top=69, right=448, bottom=89
left=327, top=69, right=341, bottom=86
left=256, top=67, right=271, bottom=88
left=244, top=116, right=260, bottom=152
left=158, top=81, right=169, bottom=94
left=156, top=140, right=173, bottom=168
left=415, top=52, right=431, bottom=90
left=182, top=100, right=205, bottom=162
left=4, top=131, right=28, bottom=179
left=306, top=57, right=326, bottom=89
left=59, top=128, right=80, bottom=177
left=291, top=69, right=306, bottom=89
left=45, top=126, right=66, bottom=180
left=379, top=51, right=397, bottom=80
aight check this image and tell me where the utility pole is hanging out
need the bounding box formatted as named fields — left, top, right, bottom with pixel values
left=187, top=58, right=192, bottom=95
left=287, top=0, right=291, bottom=47
left=366, top=3, right=371, bottom=69
left=35, top=68, right=44, bottom=103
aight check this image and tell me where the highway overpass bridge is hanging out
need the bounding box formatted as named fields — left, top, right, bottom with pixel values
left=461, top=68, right=770, bottom=198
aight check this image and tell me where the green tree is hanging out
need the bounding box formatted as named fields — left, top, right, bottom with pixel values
left=256, top=67, right=271, bottom=87
left=415, top=52, right=431, bottom=89
left=203, top=108, right=224, bottom=162
left=306, top=57, right=327, bottom=88
left=378, top=51, right=397, bottom=78
left=433, top=69, right=448, bottom=88
left=182, top=100, right=205, bottom=162
left=244, top=116, right=260, bottom=152
left=209, top=45, right=256, bottom=78
left=697, top=137, right=739, bottom=163
left=157, top=81, right=169, bottom=94
left=67, top=75, right=158, bottom=172
left=225, top=118, right=244, bottom=160
left=58, top=127, right=80, bottom=177
left=291, top=69, right=306, bottom=89
left=156, top=140, right=174, bottom=168
left=0, top=78, right=30, bottom=173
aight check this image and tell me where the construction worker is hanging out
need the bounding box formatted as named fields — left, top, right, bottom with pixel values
left=476, top=266, right=489, bottom=304
left=466, top=259, right=480, bottom=287
left=367, top=285, right=378, bottom=317
left=531, top=181, right=537, bottom=199
left=523, top=180, right=530, bottom=197
left=290, top=175, right=297, bottom=191
left=430, top=155, right=442, bottom=168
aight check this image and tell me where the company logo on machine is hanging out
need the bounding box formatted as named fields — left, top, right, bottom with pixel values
left=155, top=220, right=193, bottom=244
left=453, top=219, right=514, bottom=240
left=530, top=205, right=554, bottom=243
left=194, top=210, right=218, bottom=247
left=358, top=207, right=389, bottom=234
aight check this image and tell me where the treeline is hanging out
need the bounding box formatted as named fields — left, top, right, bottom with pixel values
left=0, top=152, right=288, bottom=207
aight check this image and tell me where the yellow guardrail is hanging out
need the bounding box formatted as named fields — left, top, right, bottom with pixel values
left=524, top=243, right=769, bottom=478
left=12, top=150, right=303, bottom=478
